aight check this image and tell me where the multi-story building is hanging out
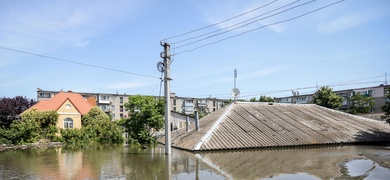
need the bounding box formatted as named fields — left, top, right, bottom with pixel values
left=274, top=84, right=390, bottom=113
left=37, top=89, right=227, bottom=121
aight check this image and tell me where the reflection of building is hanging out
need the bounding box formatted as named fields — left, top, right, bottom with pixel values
left=24, top=91, right=93, bottom=129
left=193, top=146, right=388, bottom=180
left=37, top=89, right=227, bottom=121
left=274, top=85, right=390, bottom=113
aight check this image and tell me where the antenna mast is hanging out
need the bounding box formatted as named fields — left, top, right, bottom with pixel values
left=231, top=68, right=240, bottom=101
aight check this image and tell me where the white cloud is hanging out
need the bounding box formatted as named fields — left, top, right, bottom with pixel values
left=318, top=14, right=364, bottom=33
left=0, top=0, right=141, bottom=51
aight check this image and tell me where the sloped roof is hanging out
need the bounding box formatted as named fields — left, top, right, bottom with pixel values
left=165, top=102, right=390, bottom=151
left=27, top=91, right=93, bottom=115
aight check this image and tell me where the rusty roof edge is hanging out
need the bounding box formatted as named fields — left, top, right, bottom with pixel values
left=193, top=104, right=234, bottom=151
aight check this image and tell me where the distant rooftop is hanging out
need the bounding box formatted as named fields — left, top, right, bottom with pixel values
left=161, top=102, right=390, bottom=151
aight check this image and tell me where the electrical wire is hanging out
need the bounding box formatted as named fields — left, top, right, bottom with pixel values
left=161, top=0, right=279, bottom=41
left=185, top=79, right=385, bottom=99
left=0, top=46, right=160, bottom=79
left=173, top=0, right=345, bottom=56
left=172, top=0, right=302, bottom=45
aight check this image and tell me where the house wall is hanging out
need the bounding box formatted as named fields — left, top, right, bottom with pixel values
left=57, top=99, right=82, bottom=129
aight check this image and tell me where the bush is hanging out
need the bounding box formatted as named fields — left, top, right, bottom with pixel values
left=61, top=107, right=124, bottom=147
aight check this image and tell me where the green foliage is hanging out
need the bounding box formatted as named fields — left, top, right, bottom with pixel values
left=0, top=110, right=59, bottom=145
left=259, top=95, right=274, bottom=102
left=0, top=96, right=36, bottom=128
left=381, top=101, right=390, bottom=124
left=61, top=106, right=124, bottom=147
left=250, top=97, right=257, bottom=102
left=123, top=95, right=164, bottom=145
left=312, top=86, right=343, bottom=109
left=347, top=94, right=375, bottom=115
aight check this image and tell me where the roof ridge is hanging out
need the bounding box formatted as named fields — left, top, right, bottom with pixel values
left=193, top=104, right=234, bottom=150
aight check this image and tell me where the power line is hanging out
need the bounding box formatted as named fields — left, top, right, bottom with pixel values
left=161, top=0, right=279, bottom=41
left=172, top=0, right=303, bottom=45
left=185, top=80, right=383, bottom=99
left=173, top=0, right=345, bottom=56
left=0, top=46, right=160, bottom=79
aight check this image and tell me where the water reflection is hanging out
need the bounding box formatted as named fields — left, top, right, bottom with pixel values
left=194, top=145, right=390, bottom=179
left=0, top=145, right=389, bottom=179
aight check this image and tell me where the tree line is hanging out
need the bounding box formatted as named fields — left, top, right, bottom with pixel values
left=0, top=95, right=165, bottom=147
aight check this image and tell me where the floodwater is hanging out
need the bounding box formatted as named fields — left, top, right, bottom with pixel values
left=0, top=145, right=389, bottom=179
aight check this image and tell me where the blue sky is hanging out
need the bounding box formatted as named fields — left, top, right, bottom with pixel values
left=0, top=0, right=389, bottom=100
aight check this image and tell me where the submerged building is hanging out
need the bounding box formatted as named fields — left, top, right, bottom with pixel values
left=163, top=102, right=390, bottom=151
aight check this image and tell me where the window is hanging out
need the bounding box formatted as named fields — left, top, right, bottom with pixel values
left=65, top=104, right=71, bottom=109
left=173, top=99, right=176, bottom=105
left=120, top=114, right=123, bottom=118
left=64, top=118, right=74, bottom=129
left=120, top=97, right=123, bottom=103
left=173, top=107, right=176, bottom=111
left=39, top=93, right=50, bottom=98
left=111, top=105, right=115, bottom=110
left=120, top=105, right=123, bottom=112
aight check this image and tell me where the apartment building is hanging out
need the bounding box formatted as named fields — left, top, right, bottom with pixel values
left=274, top=84, right=390, bottom=113
left=37, top=89, right=227, bottom=121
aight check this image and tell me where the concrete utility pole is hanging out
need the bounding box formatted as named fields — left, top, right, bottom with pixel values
left=162, top=42, right=171, bottom=155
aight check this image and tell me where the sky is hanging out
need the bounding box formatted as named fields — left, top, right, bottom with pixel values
left=0, top=0, right=389, bottom=100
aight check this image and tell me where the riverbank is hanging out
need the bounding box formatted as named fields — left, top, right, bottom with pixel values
left=0, top=142, right=63, bottom=152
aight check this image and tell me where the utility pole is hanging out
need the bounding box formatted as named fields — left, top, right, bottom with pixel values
left=161, top=42, right=171, bottom=155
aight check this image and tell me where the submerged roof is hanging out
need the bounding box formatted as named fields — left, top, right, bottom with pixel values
left=164, top=102, right=390, bottom=151
left=26, top=91, right=93, bottom=115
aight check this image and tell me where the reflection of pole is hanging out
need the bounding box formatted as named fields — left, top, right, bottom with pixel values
left=165, top=154, right=172, bottom=180
left=196, top=159, right=199, bottom=180
left=163, top=42, right=171, bottom=155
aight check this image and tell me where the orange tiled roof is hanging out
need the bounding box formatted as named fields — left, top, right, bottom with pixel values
left=28, top=91, right=93, bottom=115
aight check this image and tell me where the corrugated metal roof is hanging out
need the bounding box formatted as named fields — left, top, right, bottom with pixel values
left=163, top=102, right=390, bottom=151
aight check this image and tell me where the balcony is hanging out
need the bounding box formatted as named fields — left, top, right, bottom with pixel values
left=184, top=102, right=194, bottom=115
left=197, top=100, right=207, bottom=107
left=99, top=99, right=111, bottom=104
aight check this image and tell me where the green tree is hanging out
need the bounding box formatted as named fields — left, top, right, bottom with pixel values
left=0, top=109, right=59, bottom=145
left=0, top=96, right=36, bottom=128
left=123, top=95, right=164, bottom=145
left=61, top=106, right=124, bottom=147
left=249, top=97, right=257, bottom=102
left=312, top=86, right=343, bottom=109
left=259, top=95, right=274, bottom=102
left=347, top=94, right=375, bottom=115
left=381, top=101, right=390, bottom=123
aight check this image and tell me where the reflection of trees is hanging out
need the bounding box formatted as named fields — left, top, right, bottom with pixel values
left=0, top=148, right=60, bottom=179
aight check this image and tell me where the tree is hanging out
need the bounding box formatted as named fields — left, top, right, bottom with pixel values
left=122, top=95, right=164, bottom=145
left=259, top=95, right=274, bottom=102
left=312, top=86, right=343, bottom=109
left=347, top=94, right=375, bottom=114
left=381, top=101, right=390, bottom=124
left=61, top=106, right=124, bottom=147
left=0, top=109, right=59, bottom=145
left=0, top=96, right=36, bottom=128
left=249, top=97, right=257, bottom=102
